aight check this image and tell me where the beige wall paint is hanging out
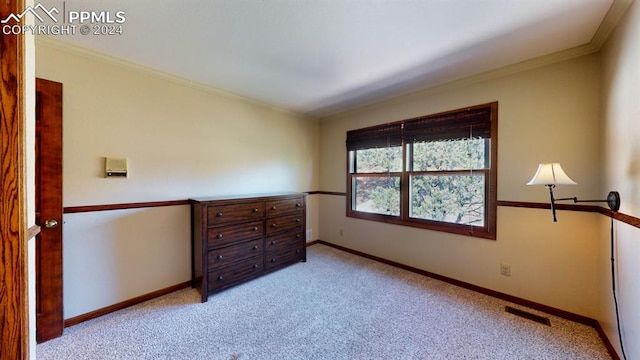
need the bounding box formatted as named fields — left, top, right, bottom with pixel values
left=35, top=40, right=320, bottom=318
left=319, top=54, right=603, bottom=317
left=319, top=195, right=600, bottom=315
left=600, top=0, right=640, bottom=357
left=321, top=54, right=601, bottom=199
left=63, top=206, right=191, bottom=318
left=37, top=40, right=319, bottom=205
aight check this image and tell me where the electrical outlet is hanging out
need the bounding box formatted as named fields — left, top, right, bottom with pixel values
left=500, top=263, right=511, bottom=277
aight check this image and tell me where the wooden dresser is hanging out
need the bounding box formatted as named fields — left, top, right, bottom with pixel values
left=191, top=193, right=306, bottom=302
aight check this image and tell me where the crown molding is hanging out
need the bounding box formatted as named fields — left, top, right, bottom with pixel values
left=34, top=36, right=317, bottom=121
left=423, top=42, right=600, bottom=96
left=35, top=0, right=632, bottom=122
left=320, top=41, right=600, bottom=121
left=321, top=0, right=634, bottom=120
left=591, top=0, right=635, bottom=49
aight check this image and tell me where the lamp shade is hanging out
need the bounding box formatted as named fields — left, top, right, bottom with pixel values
left=527, top=163, right=577, bottom=186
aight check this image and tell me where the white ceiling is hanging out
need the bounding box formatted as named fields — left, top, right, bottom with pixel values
left=43, top=0, right=616, bottom=118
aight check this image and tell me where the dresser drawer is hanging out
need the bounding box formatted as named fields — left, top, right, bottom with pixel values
left=207, top=201, right=264, bottom=225
left=266, top=231, right=303, bottom=254
left=208, top=255, right=264, bottom=292
left=266, top=214, right=303, bottom=235
left=208, top=238, right=263, bottom=269
left=266, top=197, right=303, bottom=218
left=265, top=246, right=303, bottom=271
left=192, top=193, right=306, bottom=302
left=207, top=221, right=263, bottom=248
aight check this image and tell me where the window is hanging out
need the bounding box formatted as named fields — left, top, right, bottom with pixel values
left=346, top=102, right=497, bottom=239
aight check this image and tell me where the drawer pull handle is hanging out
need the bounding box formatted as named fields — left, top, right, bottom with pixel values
left=296, top=203, right=301, bottom=207
left=296, top=250, right=300, bottom=254
left=296, top=234, right=301, bottom=238
left=217, top=276, right=224, bottom=281
left=271, top=206, right=277, bottom=210
left=271, top=241, right=276, bottom=245
left=253, top=227, right=259, bottom=231
left=271, top=258, right=276, bottom=262
left=216, top=212, right=223, bottom=217
left=253, top=208, right=259, bottom=212
left=296, top=219, right=301, bottom=223
left=217, top=234, right=223, bottom=239
left=252, top=245, right=258, bottom=250
left=217, top=255, right=223, bottom=260
left=253, top=264, right=259, bottom=269
left=271, top=224, right=277, bottom=228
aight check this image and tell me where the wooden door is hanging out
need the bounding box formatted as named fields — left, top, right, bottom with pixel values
left=1, top=0, right=29, bottom=357
left=35, top=78, right=64, bottom=342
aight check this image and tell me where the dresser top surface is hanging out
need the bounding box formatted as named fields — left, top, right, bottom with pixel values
left=190, top=192, right=303, bottom=203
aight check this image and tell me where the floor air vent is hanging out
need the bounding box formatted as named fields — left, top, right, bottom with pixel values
left=505, top=306, right=551, bottom=326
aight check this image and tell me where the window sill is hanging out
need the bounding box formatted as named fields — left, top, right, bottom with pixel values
left=346, top=210, right=496, bottom=240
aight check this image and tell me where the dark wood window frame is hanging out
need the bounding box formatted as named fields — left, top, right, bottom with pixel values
left=346, top=102, right=498, bottom=240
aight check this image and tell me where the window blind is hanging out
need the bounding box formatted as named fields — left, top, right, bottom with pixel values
left=346, top=104, right=494, bottom=150
left=346, top=122, right=402, bottom=151
left=404, top=106, right=492, bottom=143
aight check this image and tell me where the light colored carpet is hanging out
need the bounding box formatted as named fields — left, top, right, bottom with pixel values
left=37, top=244, right=611, bottom=359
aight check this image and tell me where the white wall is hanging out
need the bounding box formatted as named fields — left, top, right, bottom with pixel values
left=319, top=54, right=603, bottom=318
left=35, top=38, right=320, bottom=318
left=600, top=0, right=640, bottom=357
